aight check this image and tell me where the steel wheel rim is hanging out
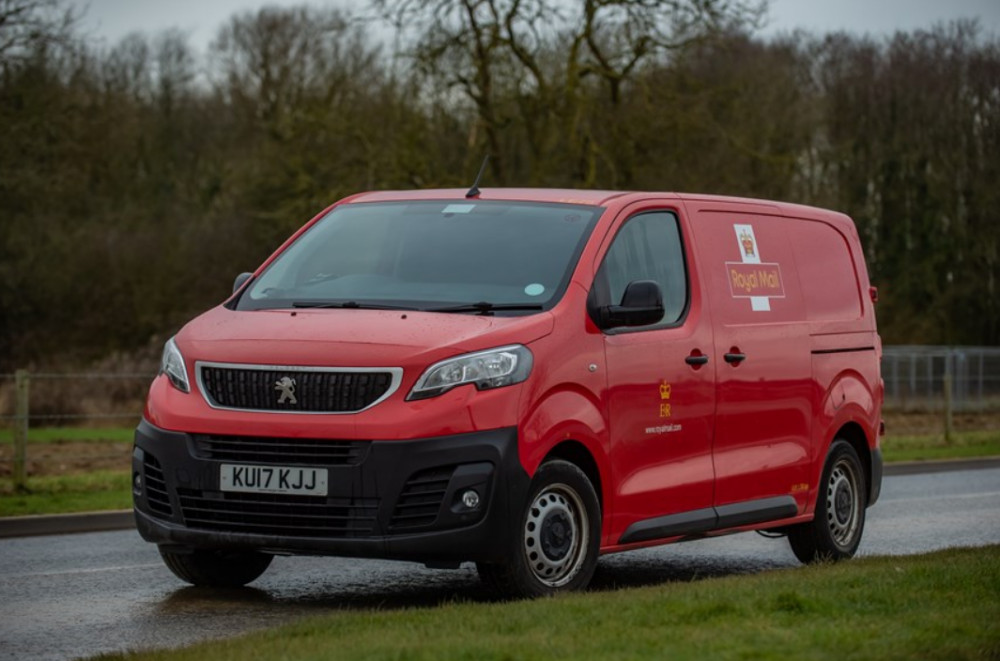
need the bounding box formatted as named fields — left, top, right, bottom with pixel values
left=522, top=483, right=588, bottom=588
left=826, top=458, right=861, bottom=548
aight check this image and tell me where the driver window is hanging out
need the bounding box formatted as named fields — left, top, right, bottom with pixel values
left=597, top=211, right=688, bottom=327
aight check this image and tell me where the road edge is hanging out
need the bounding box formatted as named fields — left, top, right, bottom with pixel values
left=0, top=509, right=134, bottom=539
left=2, top=457, right=998, bottom=539
left=883, top=456, right=1000, bottom=476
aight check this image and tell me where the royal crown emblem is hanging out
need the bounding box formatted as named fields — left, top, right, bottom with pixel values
left=739, top=229, right=755, bottom=257
left=659, top=382, right=671, bottom=400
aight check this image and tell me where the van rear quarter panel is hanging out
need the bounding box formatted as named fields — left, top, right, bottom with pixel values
left=684, top=200, right=813, bottom=509
left=784, top=208, right=881, bottom=511
left=681, top=196, right=880, bottom=515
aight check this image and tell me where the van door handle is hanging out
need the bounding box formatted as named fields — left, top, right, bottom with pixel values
left=723, top=352, right=746, bottom=364
left=685, top=355, right=709, bottom=366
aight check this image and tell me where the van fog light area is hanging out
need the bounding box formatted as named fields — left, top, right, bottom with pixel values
left=461, top=490, right=481, bottom=510
left=132, top=472, right=143, bottom=496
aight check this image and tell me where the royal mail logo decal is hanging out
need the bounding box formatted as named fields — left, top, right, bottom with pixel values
left=726, top=224, right=784, bottom=311
left=727, top=263, right=785, bottom=298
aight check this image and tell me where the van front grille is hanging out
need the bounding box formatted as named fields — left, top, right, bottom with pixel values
left=177, top=489, right=379, bottom=538
left=192, top=435, right=370, bottom=466
left=198, top=364, right=398, bottom=413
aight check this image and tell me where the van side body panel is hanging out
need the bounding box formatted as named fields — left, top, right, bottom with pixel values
left=678, top=196, right=880, bottom=530
left=682, top=200, right=814, bottom=512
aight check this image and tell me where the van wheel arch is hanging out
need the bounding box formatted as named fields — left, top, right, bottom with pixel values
left=543, top=440, right=603, bottom=510
left=832, top=422, right=871, bottom=506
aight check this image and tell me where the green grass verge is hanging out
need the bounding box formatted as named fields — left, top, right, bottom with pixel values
left=0, top=426, right=135, bottom=444
left=881, top=430, right=1000, bottom=462
left=91, top=545, right=1000, bottom=661
left=0, top=471, right=131, bottom=516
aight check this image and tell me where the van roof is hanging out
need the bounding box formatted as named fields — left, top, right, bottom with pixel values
left=342, top=189, right=847, bottom=222
left=343, top=188, right=636, bottom=206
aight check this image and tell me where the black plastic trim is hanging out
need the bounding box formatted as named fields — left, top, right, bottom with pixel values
left=618, top=495, right=799, bottom=545
left=714, top=496, right=798, bottom=529
left=811, top=346, right=876, bottom=355
left=618, top=507, right=717, bottom=544
left=133, top=420, right=529, bottom=564
left=869, top=447, right=883, bottom=506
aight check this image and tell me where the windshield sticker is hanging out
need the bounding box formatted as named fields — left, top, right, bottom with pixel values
left=442, top=204, right=475, bottom=214
left=524, top=283, right=545, bottom=296
left=726, top=224, right=784, bottom=311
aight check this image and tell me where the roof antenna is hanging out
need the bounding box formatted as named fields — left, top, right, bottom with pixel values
left=465, top=154, right=490, bottom=199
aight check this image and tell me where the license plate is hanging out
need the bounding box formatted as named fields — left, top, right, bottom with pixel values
left=219, top=464, right=328, bottom=497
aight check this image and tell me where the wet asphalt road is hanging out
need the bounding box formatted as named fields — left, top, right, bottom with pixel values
left=1, top=466, right=998, bottom=661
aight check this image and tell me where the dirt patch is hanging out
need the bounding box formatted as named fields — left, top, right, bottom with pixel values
left=883, top=410, right=1000, bottom=436
left=0, top=441, right=131, bottom=478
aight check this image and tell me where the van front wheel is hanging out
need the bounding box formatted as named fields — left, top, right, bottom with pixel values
left=788, top=440, right=867, bottom=563
left=160, top=547, right=273, bottom=587
left=477, top=459, right=600, bottom=598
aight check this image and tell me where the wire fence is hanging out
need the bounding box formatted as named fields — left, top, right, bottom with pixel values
left=0, top=371, right=154, bottom=487
left=2, top=345, right=999, bottom=486
left=882, top=346, right=1000, bottom=412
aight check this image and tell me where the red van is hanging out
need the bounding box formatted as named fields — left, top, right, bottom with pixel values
left=134, top=189, right=883, bottom=596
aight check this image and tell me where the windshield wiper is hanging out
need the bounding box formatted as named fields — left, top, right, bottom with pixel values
left=291, top=301, right=416, bottom=311
left=426, top=302, right=545, bottom=315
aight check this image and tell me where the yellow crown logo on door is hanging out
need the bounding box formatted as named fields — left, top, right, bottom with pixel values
left=659, top=382, right=671, bottom=400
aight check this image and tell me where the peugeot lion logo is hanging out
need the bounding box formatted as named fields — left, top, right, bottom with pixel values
left=274, top=376, right=297, bottom=404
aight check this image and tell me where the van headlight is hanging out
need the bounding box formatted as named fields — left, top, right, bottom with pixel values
left=408, top=345, right=533, bottom=400
left=160, top=337, right=190, bottom=393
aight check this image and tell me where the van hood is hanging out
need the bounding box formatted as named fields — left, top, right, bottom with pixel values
left=175, top=305, right=555, bottom=369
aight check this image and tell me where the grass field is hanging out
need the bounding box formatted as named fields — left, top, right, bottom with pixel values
left=0, top=471, right=132, bottom=516
left=1, top=424, right=998, bottom=517
left=881, top=430, right=1000, bottom=462
left=90, top=545, right=1000, bottom=661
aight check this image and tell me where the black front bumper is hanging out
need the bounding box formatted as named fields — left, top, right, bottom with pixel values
left=132, top=420, right=528, bottom=564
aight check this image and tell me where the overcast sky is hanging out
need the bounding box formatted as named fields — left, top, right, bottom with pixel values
left=73, top=0, right=1000, bottom=52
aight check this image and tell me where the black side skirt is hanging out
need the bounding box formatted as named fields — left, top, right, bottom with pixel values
left=618, top=496, right=799, bottom=545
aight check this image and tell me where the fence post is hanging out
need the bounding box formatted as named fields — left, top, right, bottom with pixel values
left=943, top=370, right=954, bottom=445
left=13, top=369, right=29, bottom=493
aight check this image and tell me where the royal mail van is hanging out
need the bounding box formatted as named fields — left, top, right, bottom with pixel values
left=134, top=188, right=883, bottom=596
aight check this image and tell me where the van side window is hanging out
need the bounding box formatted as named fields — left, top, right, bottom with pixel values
left=596, top=211, right=688, bottom=327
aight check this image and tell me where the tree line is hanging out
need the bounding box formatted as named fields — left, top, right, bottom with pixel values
left=1, top=0, right=998, bottom=370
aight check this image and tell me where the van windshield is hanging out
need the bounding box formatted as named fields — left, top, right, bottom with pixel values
left=238, top=200, right=602, bottom=313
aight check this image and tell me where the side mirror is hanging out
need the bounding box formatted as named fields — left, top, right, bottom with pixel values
left=599, top=280, right=664, bottom=329
left=233, top=272, right=253, bottom=294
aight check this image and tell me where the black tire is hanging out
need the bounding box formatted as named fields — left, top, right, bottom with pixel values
left=477, top=459, right=600, bottom=598
left=159, top=547, right=273, bottom=587
left=788, top=440, right=867, bottom=563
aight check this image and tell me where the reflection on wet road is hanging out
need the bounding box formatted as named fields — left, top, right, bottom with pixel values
left=1, top=466, right=997, bottom=660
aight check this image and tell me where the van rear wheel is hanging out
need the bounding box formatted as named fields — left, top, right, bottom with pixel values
left=788, top=440, right=866, bottom=563
left=477, top=459, right=600, bottom=598
left=159, top=547, right=272, bottom=587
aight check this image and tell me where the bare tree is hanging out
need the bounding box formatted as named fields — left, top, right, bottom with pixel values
left=373, top=0, right=765, bottom=184
left=0, top=0, right=76, bottom=64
